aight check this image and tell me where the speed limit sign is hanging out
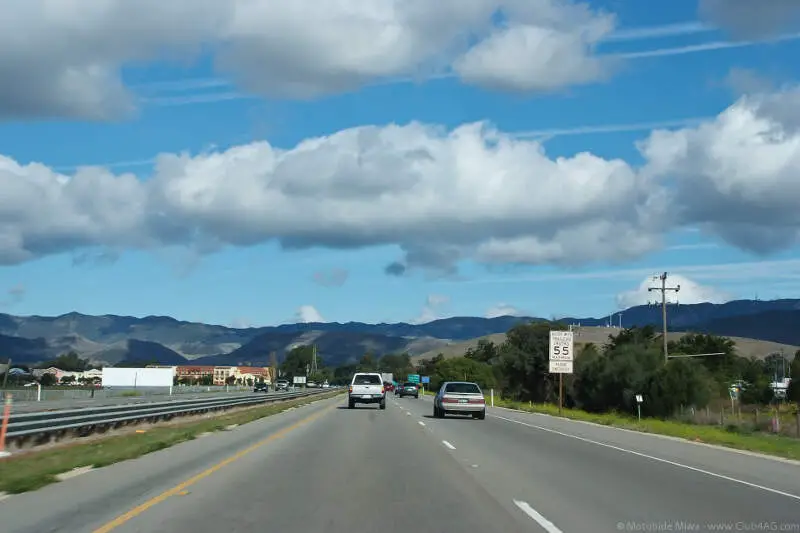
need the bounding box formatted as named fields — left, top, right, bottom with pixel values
left=549, top=330, right=573, bottom=360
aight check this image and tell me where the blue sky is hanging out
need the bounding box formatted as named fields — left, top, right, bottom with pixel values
left=1, top=0, right=799, bottom=326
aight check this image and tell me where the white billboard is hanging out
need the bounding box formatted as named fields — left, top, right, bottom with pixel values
left=102, top=367, right=173, bottom=387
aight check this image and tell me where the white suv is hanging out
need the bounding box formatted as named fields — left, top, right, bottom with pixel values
left=348, top=373, right=386, bottom=409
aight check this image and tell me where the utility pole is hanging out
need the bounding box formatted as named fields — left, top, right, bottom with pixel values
left=311, top=344, right=318, bottom=377
left=648, top=272, right=680, bottom=363
left=269, top=351, right=278, bottom=384
left=1, top=358, right=10, bottom=389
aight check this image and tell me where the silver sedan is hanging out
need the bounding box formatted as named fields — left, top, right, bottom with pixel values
left=432, top=381, right=486, bottom=420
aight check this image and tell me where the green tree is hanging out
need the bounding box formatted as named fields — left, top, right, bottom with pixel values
left=644, top=358, right=716, bottom=418
left=378, top=353, right=414, bottom=378
left=497, top=322, right=552, bottom=402
left=357, top=353, right=377, bottom=372
left=281, top=345, right=315, bottom=378
left=44, top=351, right=90, bottom=372
left=571, top=329, right=661, bottom=413
left=39, top=372, right=57, bottom=386
left=430, top=357, right=496, bottom=390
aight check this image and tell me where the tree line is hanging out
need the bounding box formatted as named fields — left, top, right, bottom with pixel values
left=411, top=322, right=800, bottom=418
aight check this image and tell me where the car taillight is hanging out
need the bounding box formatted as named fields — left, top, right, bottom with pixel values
left=442, top=397, right=457, bottom=403
left=348, top=385, right=353, bottom=393
left=468, top=398, right=485, bottom=404
left=381, top=386, right=385, bottom=393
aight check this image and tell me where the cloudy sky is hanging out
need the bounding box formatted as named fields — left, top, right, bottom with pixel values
left=1, top=0, right=799, bottom=326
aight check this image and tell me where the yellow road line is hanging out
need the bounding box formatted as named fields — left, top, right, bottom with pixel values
left=93, top=403, right=334, bottom=533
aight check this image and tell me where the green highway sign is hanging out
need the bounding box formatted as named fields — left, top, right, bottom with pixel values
left=407, top=374, right=420, bottom=383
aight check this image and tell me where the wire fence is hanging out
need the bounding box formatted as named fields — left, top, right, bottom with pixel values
left=674, top=402, right=800, bottom=438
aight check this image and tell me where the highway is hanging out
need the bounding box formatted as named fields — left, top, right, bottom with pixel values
left=1, top=394, right=799, bottom=533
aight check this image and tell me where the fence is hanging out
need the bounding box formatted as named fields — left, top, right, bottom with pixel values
left=0, top=384, right=253, bottom=403
left=674, top=403, right=800, bottom=438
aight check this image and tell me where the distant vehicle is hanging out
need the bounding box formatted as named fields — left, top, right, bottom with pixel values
left=253, top=382, right=269, bottom=393
left=433, top=382, right=485, bottom=420
left=383, top=382, right=394, bottom=393
left=398, top=382, right=419, bottom=399
left=348, top=372, right=386, bottom=410
left=275, top=379, right=289, bottom=391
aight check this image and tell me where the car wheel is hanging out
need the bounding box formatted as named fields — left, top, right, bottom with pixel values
left=433, top=406, right=439, bottom=418
left=379, top=399, right=386, bottom=410
left=477, top=410, right=486, bottom=420
left=348, top=400, right=355, bottom=409
left=414, top=394, right=418, bottom=399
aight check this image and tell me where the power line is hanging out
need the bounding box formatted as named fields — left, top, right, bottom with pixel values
left=648, top=272, right=680, bottom=363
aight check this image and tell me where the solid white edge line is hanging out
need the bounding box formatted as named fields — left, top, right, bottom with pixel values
left=490, top=405, right=800, bottom=466
left=495, top=415, right=800, bottom=502
left=513, top=500, right=563, bottom=533
left=442, top=440, right=456, bottom=450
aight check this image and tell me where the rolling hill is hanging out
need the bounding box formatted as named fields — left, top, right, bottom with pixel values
left=0, top=299, right=798, bottom=367
left=411, top=326, right=800, bottom=363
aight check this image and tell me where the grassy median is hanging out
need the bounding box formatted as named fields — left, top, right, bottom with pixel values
left=0, top=391, right=343, bottom=494
left=488, top=396, right=800, bottom=461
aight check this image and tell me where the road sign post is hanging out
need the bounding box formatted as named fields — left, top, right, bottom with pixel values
left=635, top=394, right=643, bottom=422
left=549, top=331, right=574, bottom=416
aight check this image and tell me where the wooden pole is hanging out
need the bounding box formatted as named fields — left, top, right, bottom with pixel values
left=558, top=373, right=563, bottom=415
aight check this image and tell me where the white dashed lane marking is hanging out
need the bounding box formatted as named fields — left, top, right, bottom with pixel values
left=513, top=500, right=563, bottom=533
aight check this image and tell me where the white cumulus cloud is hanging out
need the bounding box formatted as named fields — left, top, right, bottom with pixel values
left=639, top=85, right=800, bottom=254
left=485, top=303, right=525, bottom=318
left=413, top=294, right=450, bottom=324
left=1, top=84, right=800, bottom=272
left=295, top=305, right=325, bottom=323
left=616, top=274, right=731, bottom=309
left=0, top=0, right=617, bottom=119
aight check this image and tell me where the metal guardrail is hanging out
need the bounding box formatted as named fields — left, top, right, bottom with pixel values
left=4, top=389, right=334, bottom=447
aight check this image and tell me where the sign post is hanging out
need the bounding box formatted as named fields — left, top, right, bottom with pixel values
left=549, top=330, right=574, bottom=415
left=635, top=394, right=643, bottom=422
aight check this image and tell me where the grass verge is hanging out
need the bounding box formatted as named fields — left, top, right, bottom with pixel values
left=488, top=397, right=800, bottom=461
left=0, top=391, right=343, bottom=494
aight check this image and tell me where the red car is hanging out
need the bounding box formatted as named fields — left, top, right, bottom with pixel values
left=383, top=382, right=394, bottom=392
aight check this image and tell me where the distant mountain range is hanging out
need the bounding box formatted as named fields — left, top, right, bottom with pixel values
left=1, top=298, right=799, bottom=368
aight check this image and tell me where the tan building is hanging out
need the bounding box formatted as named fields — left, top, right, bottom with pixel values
left=239, top=366, right=272, bottom=384
left=175, top=365, right=215, bottom=383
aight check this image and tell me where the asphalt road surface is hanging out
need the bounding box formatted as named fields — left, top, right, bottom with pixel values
left=2, top=394, right=799, bottom=533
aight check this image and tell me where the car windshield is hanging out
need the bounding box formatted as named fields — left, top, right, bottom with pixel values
left=403, top=382, right=415, bottom=387
left=353, top=374, right=382, bottom=385
left=444, top=383, right=481, bottom=394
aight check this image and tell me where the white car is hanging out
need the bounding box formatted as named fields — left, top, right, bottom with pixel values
left=348, top=372, right=386, bottom=409
left=433, top=381, right=486, bottom=419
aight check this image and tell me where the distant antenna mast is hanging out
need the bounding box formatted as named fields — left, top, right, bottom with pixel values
left=648, top=272, right=680, bottom=363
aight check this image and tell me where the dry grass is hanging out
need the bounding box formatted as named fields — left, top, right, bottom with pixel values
left=411, top=326, right=798, bottom=363
left=490, top=398, right=800, bottom=460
